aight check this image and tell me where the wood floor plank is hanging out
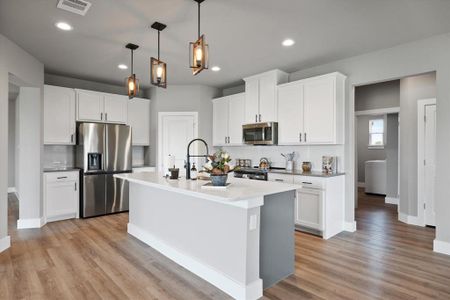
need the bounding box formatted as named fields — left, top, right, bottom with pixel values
left=2, top=189, right=450, bottom=299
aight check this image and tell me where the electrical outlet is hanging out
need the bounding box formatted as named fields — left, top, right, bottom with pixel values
left=249, top=214, right=258, bottom=231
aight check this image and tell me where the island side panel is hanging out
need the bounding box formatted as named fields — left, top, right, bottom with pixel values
left=260, top=190, right=295, bottom=289
left=128, top=182, right=263, bottom=299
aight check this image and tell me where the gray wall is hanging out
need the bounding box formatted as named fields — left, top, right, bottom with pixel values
left=149, top=85, right=220, bottom=166
left=0, top=33, right=44, bottom=242
left=356, top=115, right=386, bottom=183
left=8, top=96, right=15, bottom=188
left=386, top=114, right=399, bottom=199
left=355, top=80, right=400, bottom=111
left=400, top=73, right=436, bottom=216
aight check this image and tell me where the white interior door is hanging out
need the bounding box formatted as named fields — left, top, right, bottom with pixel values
left=159, top=113, right=197, bottom=174
left=424, top=104, right=436, bottom=226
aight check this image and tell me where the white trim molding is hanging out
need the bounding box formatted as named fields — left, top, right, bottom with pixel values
left=355, top=107, right=400, bottom=116
left=398, top=212, right=424, bottom=227
left=344, top=221, right=357, bottom=232
left=434, top=240, right=450, bottom=256
left=0, top=236, right=11, bottom=253
left=385, top=197, right=399, bottom=205
left=128, top=223, right=263, bottom=300
left=17, top=217, right=45, bottom=229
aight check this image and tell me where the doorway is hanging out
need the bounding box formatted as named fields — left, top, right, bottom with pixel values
left=157, top=112, right=198, bottom=174
left=418, top=99, right=437, bottom=227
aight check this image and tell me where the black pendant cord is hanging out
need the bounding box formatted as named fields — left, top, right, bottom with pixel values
left=158, top=30, right=161, bottom=60
left=131, top=49, right=134, bottom=76
left=197, top=1, right=201, bottom=38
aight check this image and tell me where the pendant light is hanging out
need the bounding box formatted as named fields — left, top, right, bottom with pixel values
left=125, top=43, right=139, bottom=99
left=150, top=22, right=167, bottom=88
left=189, top=0, right=208, bottom=75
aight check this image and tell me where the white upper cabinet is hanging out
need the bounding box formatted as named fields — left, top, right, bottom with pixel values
left=104, top=93, right=128, bottom=124
left=212, top=93, right=245, bottom=146
left=76, top=89, right=104, bottom=122
left=76, top=89, right=128, bottom=124
left=128, top=98, right=150, bottom=146
left=244, top=70, right=288, bottom=123
left=277, top=72, right=346, bottom=145
left=277, top=82, right=304, bottom=145
left=44, top=85, right=76, bottom=145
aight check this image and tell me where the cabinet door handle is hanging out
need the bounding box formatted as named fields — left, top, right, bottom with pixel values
left=255, top=114, right=258, bottom=123
left=299, top=133, right=302, bottom=142
left=101, top=113, right=103, bottom=120
left=302, top=181, right=312, bottom=185
left=227, top=136, right=230, bottom=144
left=71, top=134, right=74, bottom=143
left=275, top=179, right=284, bottom=182
left=259, top=114, right=261, bottom=122
left=74, top=182, right=77, bottom=191
left=225, top=136, right=227, bottom=144
left=105, top=113, right=108, bottom=121
left=304, top=133, right=307, bottom=142
left=57, top=176, right=68, bottom=180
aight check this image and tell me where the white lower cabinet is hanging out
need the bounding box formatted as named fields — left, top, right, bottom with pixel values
left=44, top=171, right=79, bottom=223
left=268, top=173, right=345, bottom=239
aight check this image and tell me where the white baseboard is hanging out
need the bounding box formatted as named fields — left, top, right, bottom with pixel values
left=434, top=240, right=450, bottom=256
left=385, top=197, right=399, bottom=205
left=128, top=223, right=262, bottom=300
left=343, top=221, right=357, bottom=232
left=7, top=187, right=16, bottom=194
left=0, top=236, right=11, bottom=253
left=357, top=182, right=365, bottom=188
left=398, top=212, right=424, bottom=227
left=17, top=217, right=45, bottom=229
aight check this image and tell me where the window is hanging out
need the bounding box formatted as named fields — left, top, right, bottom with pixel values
left=369, top=118, right=385, bottom=149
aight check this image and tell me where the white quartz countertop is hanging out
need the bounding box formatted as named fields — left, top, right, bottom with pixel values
left=114, top=172, right=298, bottom=208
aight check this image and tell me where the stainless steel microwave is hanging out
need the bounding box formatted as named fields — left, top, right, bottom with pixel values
left=242, top=122, right=278, bottom=145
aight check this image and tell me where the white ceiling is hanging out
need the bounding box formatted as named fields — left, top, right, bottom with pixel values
left=1, top=0, right=450, bottom=88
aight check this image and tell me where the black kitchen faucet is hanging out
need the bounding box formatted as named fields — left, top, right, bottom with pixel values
left=186, top=138, right=209, bottom=179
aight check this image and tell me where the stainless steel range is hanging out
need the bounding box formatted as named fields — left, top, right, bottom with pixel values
left=76, top=123, right=132, bottom=218
left=234, top=167, right=268, bottom=181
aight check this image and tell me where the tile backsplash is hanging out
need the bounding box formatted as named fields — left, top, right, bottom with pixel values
left=43, top=145, right=75, bottom=168
left=219, top=145, right=345, bottom=172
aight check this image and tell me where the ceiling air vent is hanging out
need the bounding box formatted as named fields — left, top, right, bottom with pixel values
left=57, top=0, right=92, bottom=16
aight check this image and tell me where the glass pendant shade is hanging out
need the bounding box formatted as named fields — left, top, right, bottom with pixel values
left=151, top=57, right=167, bottom=88
left=127, top=74, right=139, bottom=98
left=189, top=35, right=209, bottom=75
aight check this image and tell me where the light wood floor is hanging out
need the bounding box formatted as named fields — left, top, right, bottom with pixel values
left=1, top=190, right=450, bottom=300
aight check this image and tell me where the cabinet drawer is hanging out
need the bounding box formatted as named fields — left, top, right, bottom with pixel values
left=267, top=173, right=294, bottom=184
left=294, top=176, right=325, bottom=189
left=45, top=171, right=79, bottom=183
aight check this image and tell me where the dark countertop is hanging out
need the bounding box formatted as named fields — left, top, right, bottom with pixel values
left=268, top=169, right=345, bottom=178
left=43, top=167, right=81, bottom=173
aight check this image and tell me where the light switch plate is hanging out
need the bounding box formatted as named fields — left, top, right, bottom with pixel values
left=249, top=214, right=258, bottom=231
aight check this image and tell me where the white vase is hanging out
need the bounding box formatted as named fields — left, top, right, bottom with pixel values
left=286, top=161, right=293, bottom=171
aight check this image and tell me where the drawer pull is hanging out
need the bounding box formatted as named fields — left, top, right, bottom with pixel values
left=275, top=179, right=284, bottom=182
left=302, top=181, right=312, bottom=185
left=57, top=176, right=68, bottom=179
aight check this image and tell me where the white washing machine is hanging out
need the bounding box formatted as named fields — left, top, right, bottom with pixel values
left=365, top=160, right=386, bottom=195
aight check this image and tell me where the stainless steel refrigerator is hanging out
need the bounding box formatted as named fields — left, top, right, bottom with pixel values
left=76, top=123, right=132, bottom=218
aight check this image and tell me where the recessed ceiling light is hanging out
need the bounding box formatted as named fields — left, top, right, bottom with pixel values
left=55, top=22, right=73, bottom=31
left=282, top=39, right=295, bottom=47
left=211, top=66, right=221, bottom=72
left=118, top=64, right=128, bottom=70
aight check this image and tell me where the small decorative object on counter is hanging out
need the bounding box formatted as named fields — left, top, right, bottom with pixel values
left=259, top=157, right=270, bottom=170
left=302, top=162, right=312, bottom=173
left=169, top=166, right=179, bottom=179
left=281, top=152, right=295, bottom=171
left=190, top=163, right=198, bottom=180
left=203, top=149, right=235, bottom=186
left=322, top=156, right=337, bottom=174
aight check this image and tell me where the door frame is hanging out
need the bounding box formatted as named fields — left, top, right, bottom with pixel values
left=417, top=98, right=436, bottom=226
left=157, top=112, right=199, bottom=172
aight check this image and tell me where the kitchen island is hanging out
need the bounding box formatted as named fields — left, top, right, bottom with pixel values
left=115, top=172, right=298, bottom=300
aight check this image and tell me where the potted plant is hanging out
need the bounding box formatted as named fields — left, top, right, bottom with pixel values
left=203, top=149, right=235, bottom=186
